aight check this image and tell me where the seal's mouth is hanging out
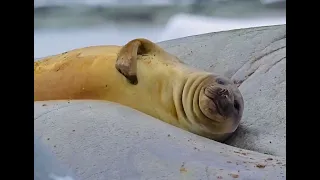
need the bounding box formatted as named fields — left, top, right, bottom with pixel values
left=215, top=99, right=227, bottom=117
left=206, top=95, right=224, bottom=117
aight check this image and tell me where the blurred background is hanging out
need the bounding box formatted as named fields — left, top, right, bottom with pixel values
left=34, top=0, right=286, bottom=58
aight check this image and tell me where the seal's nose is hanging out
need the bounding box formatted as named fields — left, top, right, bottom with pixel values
left=204, top=85, right=237, bottom=117
left=217, top=88, right=229, bottom=98
left=215, top=88, right=234, bottom=117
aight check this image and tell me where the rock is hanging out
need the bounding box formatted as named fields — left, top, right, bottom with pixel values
left=158, top=13, right=285, bottom=42
left=35, top=100, right=285, bottom=180
left=158, top=25, right=286, bottom=156
left=34, top=135, right=76, bottom=180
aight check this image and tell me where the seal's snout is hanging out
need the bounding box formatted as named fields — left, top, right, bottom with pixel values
left=198, top=75, right=244, bottom=134
left=218, top=88, right=229, bottom=97
left=215, top=88, right=233, bottom=117
left=204, top=86, right=235, bottom=117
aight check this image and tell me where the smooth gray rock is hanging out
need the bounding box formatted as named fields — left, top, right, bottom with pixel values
left=158, top=25, right=286, bottom=156
left=34, top=135, right=77, bottom=180
left=34, top=100, right=286, bottom=180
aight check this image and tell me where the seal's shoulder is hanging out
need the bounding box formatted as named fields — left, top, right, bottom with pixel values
left=75, top=45, right=121, bottom=57
left=34, top=45, right=121, bottom=73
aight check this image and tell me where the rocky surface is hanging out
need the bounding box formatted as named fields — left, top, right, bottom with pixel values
left=35, top=100, right=285, bottom=180
left=158, top=25, right=286, bottom=156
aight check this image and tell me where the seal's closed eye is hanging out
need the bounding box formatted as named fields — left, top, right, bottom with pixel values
left=216, top=78, right=226, bottom=85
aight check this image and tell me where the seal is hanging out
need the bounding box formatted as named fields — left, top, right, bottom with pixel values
left=34, top=38, right=244, bottom=142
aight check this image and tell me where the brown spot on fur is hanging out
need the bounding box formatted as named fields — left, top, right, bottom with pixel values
left=53, top=61, right=71, bottom=72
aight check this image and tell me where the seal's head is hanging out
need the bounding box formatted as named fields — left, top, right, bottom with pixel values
left=114, top=38, right=244, bottom=141
left=198, top=75, right=244, bottom=137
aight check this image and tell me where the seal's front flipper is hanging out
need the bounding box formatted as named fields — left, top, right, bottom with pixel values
left=116, top=38, right=157, bottom=85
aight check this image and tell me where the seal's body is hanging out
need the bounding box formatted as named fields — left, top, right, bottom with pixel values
left=34, top=39, right=244, bottom=141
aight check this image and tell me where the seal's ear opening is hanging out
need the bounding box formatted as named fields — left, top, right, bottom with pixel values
left=115, top=38, right=157, bottom=85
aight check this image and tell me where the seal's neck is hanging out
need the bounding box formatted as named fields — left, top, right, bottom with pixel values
left=171, top=72, right=212, bottom=130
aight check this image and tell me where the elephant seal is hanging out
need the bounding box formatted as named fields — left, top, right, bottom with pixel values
left=34, top=38, right=244, bottom=141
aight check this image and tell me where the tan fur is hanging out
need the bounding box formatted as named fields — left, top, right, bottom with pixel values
left=34, top=38, right=244, bottom=141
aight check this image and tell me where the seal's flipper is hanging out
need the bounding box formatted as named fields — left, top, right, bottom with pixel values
left=116, top=38, right=157, bottom=85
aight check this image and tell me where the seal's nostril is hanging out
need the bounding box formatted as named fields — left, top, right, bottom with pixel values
left=218, top=89, right=229, bottom=97
left=234, top=100, right=240, bottom=111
